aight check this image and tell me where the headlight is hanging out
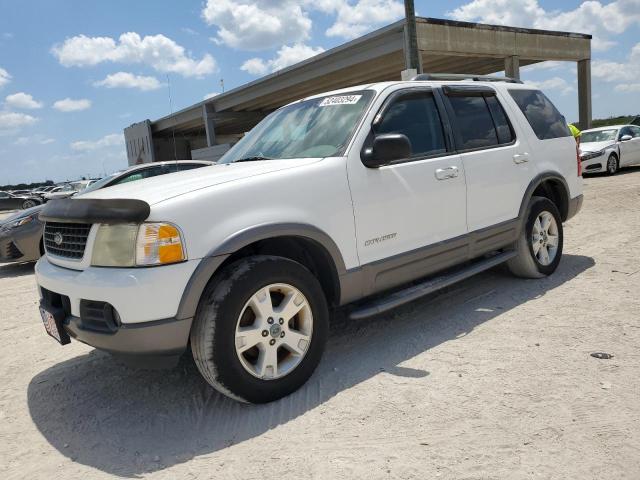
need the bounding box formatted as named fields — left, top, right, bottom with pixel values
left=0, top=214, right=36, bottom=232
left=580, top=149, right=605, bottom=161
left=91, top=222, right=186, bottom=267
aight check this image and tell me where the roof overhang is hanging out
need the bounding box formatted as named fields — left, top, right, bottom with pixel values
left=148, top=17, right=591, bottom=136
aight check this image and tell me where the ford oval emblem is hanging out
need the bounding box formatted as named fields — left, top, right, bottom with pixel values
left=53, top=232, right=64, bottom=246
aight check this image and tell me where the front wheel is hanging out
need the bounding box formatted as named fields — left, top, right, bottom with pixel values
left=22, top=199, right=38, bottom=209
left=507, top=196, right=563, bottom=278
left=190, top=255, right=329, bottom=403
left=606, top=154, right=618, bottom=175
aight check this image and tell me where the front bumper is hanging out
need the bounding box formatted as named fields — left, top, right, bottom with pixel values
left=581, top=154, right=606, bottom=173
left=35, top=256, right=201, bottom=366
left=0, top=221, right=42, bottom=263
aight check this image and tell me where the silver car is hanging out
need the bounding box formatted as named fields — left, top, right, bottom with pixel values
left=579, top=124, right=640, bottom=175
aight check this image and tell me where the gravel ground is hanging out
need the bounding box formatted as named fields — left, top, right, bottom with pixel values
left=1, top=169, right=640, bottom=479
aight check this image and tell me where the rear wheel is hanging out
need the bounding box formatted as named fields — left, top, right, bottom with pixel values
left=190, top=255, right=329, bottom=403
left=606, top=154, right=618, bottom=175
left=507, top=196, right=563, bottom=278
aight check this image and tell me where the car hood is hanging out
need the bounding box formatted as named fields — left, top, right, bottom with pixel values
left=580, top=140, right=615, bottom=153
left=77, top=159, right=321, bottom=205
left=0, top=204, right=44, bottom=226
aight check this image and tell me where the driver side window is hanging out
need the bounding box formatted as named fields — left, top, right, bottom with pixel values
left=619, top=127, right=633, bottom=139
left=374, top=91, right=447, bottom=159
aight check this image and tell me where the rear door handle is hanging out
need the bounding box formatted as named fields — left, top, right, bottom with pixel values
left=435, top=166, right=459, bottom=180
left=513, top=153, right=529, bottom=164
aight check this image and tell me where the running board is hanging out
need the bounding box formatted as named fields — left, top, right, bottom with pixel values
left=349, top=251, right=517, bottom=320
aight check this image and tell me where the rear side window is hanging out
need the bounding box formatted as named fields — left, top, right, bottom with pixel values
left=509, top=89, right=571, bottom=140
left=375, top=91, right=447, bottom=158
left=486, top=96, right=514, bottom=144
left=446, top=94, right=514, bottom=150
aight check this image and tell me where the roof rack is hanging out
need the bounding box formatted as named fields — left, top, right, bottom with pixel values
left=411, top=73, right=523, bottom=84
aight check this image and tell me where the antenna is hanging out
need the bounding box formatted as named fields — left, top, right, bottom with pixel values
left=167, top=74, right=178, bottom=161
left=220, top=78, right=225, bottom=93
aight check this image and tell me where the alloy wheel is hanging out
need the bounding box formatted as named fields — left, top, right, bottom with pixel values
left=531, top=211, right=559, bottom=266
left=235, top=283, right=313, bottom=380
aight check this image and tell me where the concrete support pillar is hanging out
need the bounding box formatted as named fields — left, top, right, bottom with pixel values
left=578, top=59, right=592, bottom=130
left=504, top=55, right=520, bottom=80
left=203, top=103, right=216, bottom=147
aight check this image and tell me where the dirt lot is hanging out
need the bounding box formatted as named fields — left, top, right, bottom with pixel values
left=1, top=169, right=640, bottom=480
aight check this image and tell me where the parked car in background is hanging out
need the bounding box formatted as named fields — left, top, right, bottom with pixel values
left=0, top=160, right=212, bottom=264
left=580, top=125, right=640, bottom=175
left=0, top=206, right=43, bottom=263
left=0, top=191, right=42, bottom=211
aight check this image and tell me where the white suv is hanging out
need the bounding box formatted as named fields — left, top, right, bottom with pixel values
left=35, top=76, right=583, bottom=403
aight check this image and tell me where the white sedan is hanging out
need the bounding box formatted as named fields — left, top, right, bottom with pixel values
left=580, top=124, right=640, bottom=175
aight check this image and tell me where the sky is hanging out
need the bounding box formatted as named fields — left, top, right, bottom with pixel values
left=0, top=0, right=639, bottom=184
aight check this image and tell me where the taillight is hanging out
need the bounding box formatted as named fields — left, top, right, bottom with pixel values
left=576, top=143, right=582, bottom=176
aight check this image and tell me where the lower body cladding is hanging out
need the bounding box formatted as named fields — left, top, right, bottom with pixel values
left=35, top=256, right=203, bottom=368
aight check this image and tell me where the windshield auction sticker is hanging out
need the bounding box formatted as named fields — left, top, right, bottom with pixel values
left=319, top=95, right=362, bottom=107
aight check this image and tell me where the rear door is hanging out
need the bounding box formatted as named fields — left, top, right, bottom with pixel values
left=442, top=85, right=533, bottom=232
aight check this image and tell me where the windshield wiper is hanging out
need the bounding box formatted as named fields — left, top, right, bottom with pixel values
left=233, top=156, right=273, bottom=163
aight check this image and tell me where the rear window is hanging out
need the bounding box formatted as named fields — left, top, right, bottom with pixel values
left=509, top=89, right=571, bottom=140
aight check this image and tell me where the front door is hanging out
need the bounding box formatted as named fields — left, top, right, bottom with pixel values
left=619, top=126, right=640, bottom=166
left=347, top=88, right=467, bottom=292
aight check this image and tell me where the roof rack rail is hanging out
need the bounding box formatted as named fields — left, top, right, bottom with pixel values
left=411, top=73, right=523, bottom=84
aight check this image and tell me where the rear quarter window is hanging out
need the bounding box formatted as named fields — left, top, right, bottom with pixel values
left=509, top=89, right=571, bottom=140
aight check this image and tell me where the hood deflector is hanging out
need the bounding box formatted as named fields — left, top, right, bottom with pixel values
left=39, top=198, right=150, bottom=224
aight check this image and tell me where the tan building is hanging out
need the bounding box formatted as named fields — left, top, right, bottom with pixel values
left=124, top=17, right=592, bottom=164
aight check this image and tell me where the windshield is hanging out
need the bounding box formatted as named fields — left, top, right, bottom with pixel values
left=78, top=172, right=122, bottom=195
left=581, top=129, right=618, bottom=143
left=219, top=90, right=374, bottom=163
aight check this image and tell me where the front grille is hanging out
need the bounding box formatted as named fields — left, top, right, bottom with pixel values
left=44, top=222, right=92, bottom=260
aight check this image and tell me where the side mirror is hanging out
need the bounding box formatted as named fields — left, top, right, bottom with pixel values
left=361, top=133, right=412, bottom=168
left=620, top=134, right=633, bottom=141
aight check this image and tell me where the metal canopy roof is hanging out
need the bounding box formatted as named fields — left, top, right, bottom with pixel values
left=147, top=17, right=591, bottom=137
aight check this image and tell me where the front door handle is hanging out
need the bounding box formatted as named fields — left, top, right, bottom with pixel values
left=435, top=166, right=459, bottom=180
left=513, top=153, right=529, bottom=164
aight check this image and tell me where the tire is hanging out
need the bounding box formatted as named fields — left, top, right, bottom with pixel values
left=190, top=255, right=329, bottom=403
left=507, top=196, right=563, bottom=279
left=606, top=154, right=619, bottom=175
left=22, top=199, right=37, bottom=209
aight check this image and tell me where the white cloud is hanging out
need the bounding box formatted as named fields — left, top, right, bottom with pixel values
left=614, top=83, right=640, bottom=92
left=447, top=0, right=640, bottom=51
left=241, top=43, right=325, bottom=75
left=5, top=92, right=43, bottom=109
left=524, top=76, right=575, bottom=94
left=71, top=133, right=124, bottom=152
left=321, top=0, right=405, bottom=39
left=52, top=98, right=92, bottom=112
left=0, top=67, right=11, bottom=88
left=521, top=61, right=568, bottom=72
left=202, top=0, right=312, bottom=50
left=0, top=111, right=38, bottom=131
left=203, top=92, right=219, bottom=100
left=592, top=43, right=640, bottom=83
left=14, top=135, right=55, bottom=146
left=52, top=32, right=216, bottom=77
left=94, top=72, right=162, bottom=91
left=241, top=58, right=269, bottom=76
